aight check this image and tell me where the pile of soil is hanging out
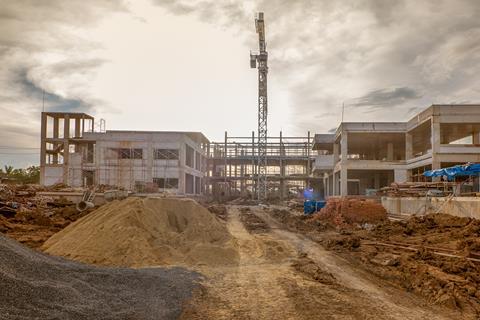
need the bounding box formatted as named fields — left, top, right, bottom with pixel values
left=0, top=234, right=199, bottom=320
left=330, top=214, right=480, bottom=316
left=42, top=197, right=239, bottom=268
left=313, top=197, right=387, bottom=226
left=270, top=208, right=327, bottom=233
left=206, top=204, right=228, bottom=220
left=239, top=211, right=270, bottom=234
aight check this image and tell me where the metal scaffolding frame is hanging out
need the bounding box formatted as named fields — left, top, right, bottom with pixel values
left=205, top=131, right=319, bottom=200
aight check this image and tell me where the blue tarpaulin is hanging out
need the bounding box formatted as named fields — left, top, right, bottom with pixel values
left=423, top=163, right=480, bottom=180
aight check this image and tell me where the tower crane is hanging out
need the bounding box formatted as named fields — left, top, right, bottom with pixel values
left=250, top=12, right=268, bottom=201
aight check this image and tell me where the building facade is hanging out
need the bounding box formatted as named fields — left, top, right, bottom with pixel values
left=313, top=105, right=480, bottom=197
left=40, top=112, right=208, bottom=195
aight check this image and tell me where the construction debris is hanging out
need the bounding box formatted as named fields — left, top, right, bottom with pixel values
left=42, top=197, right=239, bottom=268
left=0, top=184, right=91, bottom=248
left=379, top=181, right=457, bottom=197
left=0, top=234, right=199, bottom=320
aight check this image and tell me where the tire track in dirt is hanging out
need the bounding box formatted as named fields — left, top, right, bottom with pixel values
left=253, top=206, right=464, bottom=320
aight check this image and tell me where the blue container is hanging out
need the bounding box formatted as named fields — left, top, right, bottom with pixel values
left=303, top=200, right=316, bottom=214
left=316, top=201, right=326, bottom=210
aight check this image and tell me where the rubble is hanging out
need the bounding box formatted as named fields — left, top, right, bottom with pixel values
left=0, top=184, right=90, bottom=248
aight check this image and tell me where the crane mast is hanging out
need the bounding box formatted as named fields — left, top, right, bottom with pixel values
left=250, top=12, right=268, bottom=201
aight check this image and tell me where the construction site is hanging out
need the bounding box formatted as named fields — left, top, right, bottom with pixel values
left=3, top=10, right=480, bottom=320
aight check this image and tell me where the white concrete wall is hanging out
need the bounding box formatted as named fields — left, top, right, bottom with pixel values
left=382, top=196, right=480, bottom=219
left=44, top=166, right=64, bottom=186
left=66, top=131, right=207, bottom=193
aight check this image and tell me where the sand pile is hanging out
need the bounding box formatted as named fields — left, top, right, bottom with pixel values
left=42, top=197, right=239, bottom=268
left=0, top=234, right=199, bottom=320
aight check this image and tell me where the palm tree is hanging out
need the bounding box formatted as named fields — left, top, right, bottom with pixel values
left=3, top=165, right=14, bottom=175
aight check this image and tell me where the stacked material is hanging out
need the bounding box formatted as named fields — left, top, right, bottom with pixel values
left=379, top=181, right=455, bottom=197
left=314, top=197, right=387, bottom=226
left=42, top=197, right=239, bottom=268
left=0, top=234, right=199, bottom=320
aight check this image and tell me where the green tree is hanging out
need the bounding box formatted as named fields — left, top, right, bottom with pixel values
left=1, top=165, right=40, bottom=184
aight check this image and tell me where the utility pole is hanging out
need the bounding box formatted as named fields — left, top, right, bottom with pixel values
left=250, top=12, right=268, bottom=201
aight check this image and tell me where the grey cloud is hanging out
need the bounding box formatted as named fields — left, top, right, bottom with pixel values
left=352, top=87, right=423, bottom=109
left=152, top=0, right=480, bottom=135
left=0, top=0, right=126, bottom=167
left=15, top=69, right=94, bottom=112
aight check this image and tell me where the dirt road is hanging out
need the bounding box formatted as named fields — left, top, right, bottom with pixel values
left=181, top=206, right=462, bottom=319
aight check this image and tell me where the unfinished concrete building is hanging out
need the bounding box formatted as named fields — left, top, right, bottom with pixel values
left=40, top=112, right=209, bottom=195
left=205, top=132, right=320, bottom=199
left=313, top=105, right=480, bottom=197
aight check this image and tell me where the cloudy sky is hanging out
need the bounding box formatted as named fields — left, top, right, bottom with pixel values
left=1, top=0, right=480, bottom=168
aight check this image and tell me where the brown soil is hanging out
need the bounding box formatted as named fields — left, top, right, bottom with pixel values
left=268, top=207, right=480, bottom=319
left=313, top=197, right=387, bottom=226
left=42, top=197, right=239, bottom=268
left=207, top=204, right=228, bottom=220
left=180, top=206, right=462, bottom=319
left=239, top=210, right=270, bottom=233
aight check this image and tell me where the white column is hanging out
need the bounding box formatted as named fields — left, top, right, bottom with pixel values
left=340, top=166, right=348, bottom=196
left=431, top=119, right=441, bottom=181
left=406, top=132, right=413, bottom=160
left=340, top=131, right=348, bottom=196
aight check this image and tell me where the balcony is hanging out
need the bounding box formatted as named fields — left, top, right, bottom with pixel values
left=313, top=154, right=334, bottom=171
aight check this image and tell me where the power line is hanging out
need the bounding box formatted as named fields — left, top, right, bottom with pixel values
left=0, top=152, right=39, bottom=155
left=0, top=146, right=40, bottom=149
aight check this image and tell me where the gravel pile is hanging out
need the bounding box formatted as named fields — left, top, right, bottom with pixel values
left=0, top=234, right=200, bottom=320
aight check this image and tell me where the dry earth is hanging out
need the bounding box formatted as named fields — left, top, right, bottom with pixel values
left=181, top=205, right=464, bottom=319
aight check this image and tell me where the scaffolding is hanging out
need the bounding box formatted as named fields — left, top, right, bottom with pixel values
left=205, top=131, right=319, bottom=200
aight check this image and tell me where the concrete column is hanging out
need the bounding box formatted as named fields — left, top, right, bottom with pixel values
left=63, top=114, right=70, bottom=185
left=387, top=142, right=394, bottom=161
left=340, top=131, right=348, bottom=196
left=340, top=166, right=348, bottom=196
left=53, top=117, right=59, bottom=164
left=40, top=113, right=48, bottom=185
left=333, top=172, right=338, bottom=196
left=333, top=143, right=339, bottom=164
left=431, top=119, right=441, bottom=180
left=406, top=132, right=413, bottom=160
left=394, top=169, right=407, bottom=183
left=340, top=132, right=348, bottom=162
left=75, top=118, right=81, bottom=137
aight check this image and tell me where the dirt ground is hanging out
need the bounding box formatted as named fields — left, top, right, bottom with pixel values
left=181, top=205, right=464, bottom=319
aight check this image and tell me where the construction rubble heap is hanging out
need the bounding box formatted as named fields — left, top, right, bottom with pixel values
left=0, top=184, right=90, bottom=248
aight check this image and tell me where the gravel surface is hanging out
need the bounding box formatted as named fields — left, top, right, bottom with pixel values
left=0, top=234, right=201, bottom=320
